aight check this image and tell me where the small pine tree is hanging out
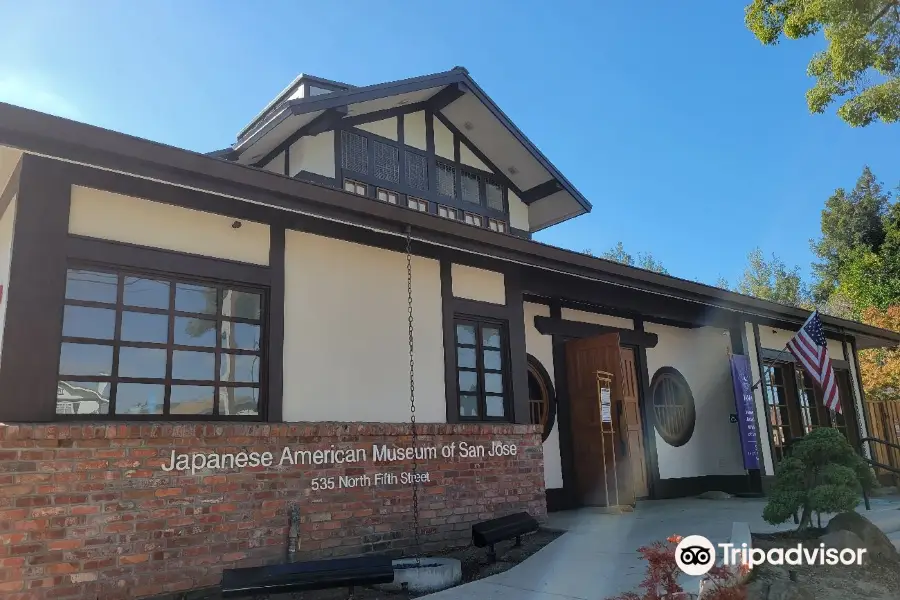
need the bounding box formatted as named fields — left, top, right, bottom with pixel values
left=762, top=428, right=875, bottom=531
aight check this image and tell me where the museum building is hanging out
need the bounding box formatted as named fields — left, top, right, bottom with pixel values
left=0, top=67, right=897, bottom=599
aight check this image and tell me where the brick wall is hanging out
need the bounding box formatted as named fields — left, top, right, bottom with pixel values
left=0, top=422, right=545, bottom=599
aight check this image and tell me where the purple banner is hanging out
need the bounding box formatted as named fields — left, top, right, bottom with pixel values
left=730, top=355, right=760, bottom=470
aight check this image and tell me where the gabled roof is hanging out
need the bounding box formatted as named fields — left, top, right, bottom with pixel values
left=230, top=67, right=593, bottom=231
left=0, top=102, right=897, bottom=350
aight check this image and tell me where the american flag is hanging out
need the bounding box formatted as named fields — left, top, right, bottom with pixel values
left=786, top=311, right=841, bottom=413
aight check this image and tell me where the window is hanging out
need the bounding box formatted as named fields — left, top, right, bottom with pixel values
left=436, top=162, right=456, bottom=198
left=344, top=179, right=367, bottom=196
left=377, top=188, right=398, bottom=204
left=486, top=181, right=504, bottom=211
left=406, top=152, right=429, bottom=191
left=488, top=219, right=507, bottom=233
left=460, top=171, right=482, bottom=205
left=649, top=367, right=696, bottom=447
left=438, top=205, right=458, bottom=220
left=407, top=197, right=428, bottom=212
left=341, top=131, right=368, bottom=174
left=455, top=319, right=509, bottom=420
left=463, top=212, right=483, bottom=227
left=57, top=268, right=264, bottom=419
left=374, top=141, right=400, bottom=183
left=527, top=355, right=556, bottom=441
left=764, top=360, right=856, bottom=463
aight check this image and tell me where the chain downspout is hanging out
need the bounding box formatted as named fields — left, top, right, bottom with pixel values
left=406, top=226, right=421, bottom=566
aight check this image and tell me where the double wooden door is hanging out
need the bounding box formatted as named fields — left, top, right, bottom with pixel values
left=565, top=333, right=648, bottom=507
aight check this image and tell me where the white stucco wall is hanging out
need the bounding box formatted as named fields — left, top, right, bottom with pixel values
left=288, top=131, right=335, bottom=178
left=460, top=144, right=490, bottom=172
left=0, top=197, right=17, bottom=367
left=356, top=118, right=398, bottom=142
left=845, top=341, right=869, bottom=452
left=433, top=117, right=454, bottom=160
left=508, top=189, right=529, bottom=232
left=451, top=264, right=505, bottom=305
left=644, top=323, right=746, bottom=480
left=560, top=308, right=633, bottom=330
left=745, top=321, right=774, bottom=476
left=523, top=301, right=563, bottom=489
left=262, top=152, right=284, bottom=174
left=68, top=186, right=271, bottom=266
left=404, top=112, right=427, bottom=151
left=283, top=231, right=445, bottom=423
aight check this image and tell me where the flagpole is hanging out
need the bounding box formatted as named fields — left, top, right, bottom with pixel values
left=750, top=344, right=792, bottom=391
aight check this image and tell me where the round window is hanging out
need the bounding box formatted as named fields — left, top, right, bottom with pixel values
left=650, top=367, right=696, bottom=447
left=526, top=355, right=556, bottom=442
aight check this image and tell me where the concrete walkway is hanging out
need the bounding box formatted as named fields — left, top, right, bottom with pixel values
left=422, top=496, right=900, bottom=600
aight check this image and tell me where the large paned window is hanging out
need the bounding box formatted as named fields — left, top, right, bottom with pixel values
left=763, top=361, right=856, bottom=463
left=57, top=267, right=265, bottom=419
left=454, top=318, right=509, bottom=421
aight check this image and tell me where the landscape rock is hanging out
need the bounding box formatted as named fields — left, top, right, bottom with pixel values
left=765, top=580, right=815, bottom=600
left=697, top=490, right=733, bottom=500
left=818, top=530, right=867, bottom=555
left=826, top=511, right=899, bottom=558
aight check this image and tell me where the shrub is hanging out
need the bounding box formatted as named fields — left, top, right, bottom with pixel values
left=762, top=427, right=875, bottom=531
left=606, top=535, right=747, bottom=600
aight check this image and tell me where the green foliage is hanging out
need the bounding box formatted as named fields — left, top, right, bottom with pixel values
left=744, top=0, right=900, bottom=127
left=585, top=241, right=670, bottom=275
left=763, top=428, right=875, bottom=531
left=728, top=247, right=811, bottom=307
left=811, top=166, right=893, bottom=303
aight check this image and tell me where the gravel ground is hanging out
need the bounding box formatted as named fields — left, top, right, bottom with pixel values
left=162, top=529, right=564, bottom=600
left=750, top=531, right=900, bottom=600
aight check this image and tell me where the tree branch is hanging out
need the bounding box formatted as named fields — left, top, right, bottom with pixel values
left=870, top=0, right=899, bottom=27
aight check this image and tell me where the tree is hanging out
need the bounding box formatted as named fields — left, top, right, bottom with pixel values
left=590, top=241, right=670, bottom=275
left=857, top=305, right=900, bottom=402
left=810, top=166, right=892, bottom=303
left=729, top=247, right=811, bottom=307
left=762, top=427, right=875, bottom=531
left=745, top=0, right=900, bottom=127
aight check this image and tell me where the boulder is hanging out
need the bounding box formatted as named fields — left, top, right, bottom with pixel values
left=826, top=511, right=899, bottom=558
left=765, top=580, right=815, bottom=600
left=818, top=529, right=866, bottom=553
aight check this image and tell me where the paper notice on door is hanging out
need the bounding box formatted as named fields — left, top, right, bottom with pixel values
left=600, top=387, right=612, bottom=423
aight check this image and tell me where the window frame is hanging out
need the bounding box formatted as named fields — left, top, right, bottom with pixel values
left=56, top=262, right=268, bottom=421
left=335, top=123, right=511, bottom=226
left=453, top=316, right=512, bottom=423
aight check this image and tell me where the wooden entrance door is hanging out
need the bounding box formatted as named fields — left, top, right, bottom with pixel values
left=565, top=333, right=636, bottom=507
left=620, top=347, right=648, bottom=498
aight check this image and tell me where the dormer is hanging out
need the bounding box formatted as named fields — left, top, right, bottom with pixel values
left=221, top=67, right=592, bottom=233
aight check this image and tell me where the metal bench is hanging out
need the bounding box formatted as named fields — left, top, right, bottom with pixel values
left=472, top=512, right=539, bottom=561
left=221, top=555, right=395, bottom=598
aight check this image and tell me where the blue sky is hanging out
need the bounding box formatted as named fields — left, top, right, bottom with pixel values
left=1, top=0, right=897, bottom=287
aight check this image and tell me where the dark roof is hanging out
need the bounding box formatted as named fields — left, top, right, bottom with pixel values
left=0, top=100, right=897, bottom=350
left=233, top=67, right=593, bottom=216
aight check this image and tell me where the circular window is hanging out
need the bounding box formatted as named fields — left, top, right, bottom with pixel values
left=650, top=367, right=696, bottom=447
left=526, top=355, right=556, bottom=442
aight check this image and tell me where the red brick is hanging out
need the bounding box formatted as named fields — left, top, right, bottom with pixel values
left=46, top=541, right=82, bottom=551
left=119, top=554, right=149, bottom=565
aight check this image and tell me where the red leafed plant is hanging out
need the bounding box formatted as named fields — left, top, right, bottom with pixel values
left=606, top=535, right=748, bottom=600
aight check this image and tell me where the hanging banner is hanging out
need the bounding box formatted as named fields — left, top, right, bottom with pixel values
left=729, top=354, right=760, bottom=470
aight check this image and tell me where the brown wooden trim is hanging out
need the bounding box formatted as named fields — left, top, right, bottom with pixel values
left=759, top=346, right=850, bottom=371
left=849, top=336, right=872, bottom=440
left=440, top=260, right=457, bottom=423
left=0, top=104, right=895, bottom=347
left=266, top=226, right=285, bottom=422
left=0, top=154, right=22, bottom=220
left=633, top=317, right=660, bottom=499
left=533, top=316, right=659, bottom=348
left=67, top=236, right=272, bottom=287
left=505, top=268, right=529, bottom=425
left=0, top=155, right=71, bottom=421
left=549, top=300, right=577, bottom=509
left=752, top=322, right=777, bottom=474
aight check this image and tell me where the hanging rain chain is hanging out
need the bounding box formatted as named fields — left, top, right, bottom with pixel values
left=406, top=226, right=422, bottom=566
